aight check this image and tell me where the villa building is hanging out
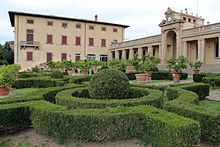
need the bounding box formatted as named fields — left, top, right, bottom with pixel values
left=110, top=8, right=220, bottom=72
left=9, top=11, right=128, bottom=70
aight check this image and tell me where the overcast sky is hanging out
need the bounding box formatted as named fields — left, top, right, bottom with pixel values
left=1, top=0, right=220, bottom=44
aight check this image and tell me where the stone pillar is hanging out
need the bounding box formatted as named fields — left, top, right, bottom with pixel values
left=218, top=37, right=220, bottom=58
left=129, top=49, right=134, bottom=59
left=122, top=50, right=126, bottom=59
left=182, top=41, right=187, bottom=58
left=176, top=33, right=181, bottom=57
left=198, top=39, right=205, bottom=62
left=148, top=46, right=153, bottom=56
left=161, top=34, right=167, bottom=64
left=138, top=47, right=142, bottom=58
left=159, top=44, right=162, bottom=59
left=115, top=50, right=119, bottom=59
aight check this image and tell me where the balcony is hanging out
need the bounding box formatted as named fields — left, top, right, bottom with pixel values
left=19, top=41, right=40, bottom=50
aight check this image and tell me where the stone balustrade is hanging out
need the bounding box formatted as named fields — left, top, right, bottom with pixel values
left=182, top=23, right=220, bottom=37
left=110, top=34, right=161, bottom=49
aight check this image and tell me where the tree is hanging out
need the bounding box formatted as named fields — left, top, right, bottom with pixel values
left=0, top=42, right=14, bottom=65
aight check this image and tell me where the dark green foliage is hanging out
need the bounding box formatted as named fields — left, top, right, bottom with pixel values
left=57, top=87, right=162, bottom=109
left=67, top=76, right=91, bottom=84
left=193, top=73, right=207, bottom=82
left=126, top=71, right=188, bottom=80
left=171, top=82, right=210, bottom=100
left=50, top=70, right=64, bottom=79
left=17, top=72, right=41, bottom=78
left=88, top=69, right=130, bottom=99
left=12, top=77, right=65, bottom=88
left=0, top=42, right=14, bottom=65
left=203, top=76, right=220, bottom=89
left=165, top=87, right=220, bottom=145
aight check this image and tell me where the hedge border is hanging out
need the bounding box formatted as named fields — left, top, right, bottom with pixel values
left=56, top=87, right=163, bottom=109
left=0, top=100, right=200, bottom=146
left=165, top=87, right=220, bottom=145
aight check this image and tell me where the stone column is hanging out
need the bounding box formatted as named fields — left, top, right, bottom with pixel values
left=161, top=34, right=167, bottom=64
left=148, top=46, right=153, bottom=56
left=122, top=50, right=126, bottom=59
left=182, top=41, right=187, bottom=58
left=198, top=39, right=205, bottom=62
left=115, top=50, right=119, bottom=60
left=159, top=44, right=162, bottom=59
left=138, top=47, right=142, bottom=58
left=129, top=49, right=134, bottom=59
left=218, top=37, right=220, bottom=58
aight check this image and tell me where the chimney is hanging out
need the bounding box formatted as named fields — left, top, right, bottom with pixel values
left=95, top=15, right=98, bottom=21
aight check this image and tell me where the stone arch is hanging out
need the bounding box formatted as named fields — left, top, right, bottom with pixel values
left=165, top=30, right=177, bottom=59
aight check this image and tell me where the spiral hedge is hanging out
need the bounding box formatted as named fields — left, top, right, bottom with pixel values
left=56, top=87, right=163, bottom=109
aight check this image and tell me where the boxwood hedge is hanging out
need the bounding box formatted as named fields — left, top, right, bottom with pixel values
left=165, top=87, right=220, bottom=145
left=0, top=100, right=199, bottom=146
left=171, top=82, right=210, bottom=100
left=56, top=87, right=163, bottom=109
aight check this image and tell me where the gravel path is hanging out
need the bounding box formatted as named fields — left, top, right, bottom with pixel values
left=206, top=90, right=220, bottom=101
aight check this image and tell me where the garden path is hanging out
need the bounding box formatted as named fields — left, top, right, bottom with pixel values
left=206, top=89, right=220, bottom=101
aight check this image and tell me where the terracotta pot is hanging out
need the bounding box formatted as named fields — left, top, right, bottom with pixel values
left=92, top=67, right=98, bottom=74
left=82, top=69, right=89, bottom=76
left=0, top=87, right=10, bottom=96
left=193, top=69, right=200, bottom=74
left=172, top=72, right=182, bottom=82
left=127, top=66, right=135, bottom=72
left=135, top=73, right=148, bottom=82
left=145, top=71, right=153, bottom=82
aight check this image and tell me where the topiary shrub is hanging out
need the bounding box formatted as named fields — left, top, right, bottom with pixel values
left=50, top=70, right=64, bottom=79
left=88, top=69, right=130, bottom=99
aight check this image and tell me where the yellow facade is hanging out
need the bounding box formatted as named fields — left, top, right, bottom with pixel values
left=9, top=11, right=128, bottom=70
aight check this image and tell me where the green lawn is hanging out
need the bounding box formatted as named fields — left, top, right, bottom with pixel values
left=199, top=100, right=220, bottom=111
left=13, top=88, right=39, bottom=97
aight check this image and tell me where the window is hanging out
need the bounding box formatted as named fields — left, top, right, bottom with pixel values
left=62, top=23, right=67, bottom=28
left=113, top=28, right=118, bottom=32
left=27, top=19, right=34, bottom=24
left=101, top=27, right=106, bottom=31
left=75, top=53, right=81, bottom=61
left=47, top=35, right=53, bottom=44
left=183, top=17, right=186, bottom=21
left=87, top=54, right=96, bottom=60
left=101, top=39, right=106, bottom=47
left=26, top=29, right=34, bottom=44
left=76, top=23, right=81, bottom=28
left=100, top=54, right=108, bottom=62
left=26, top=52, right=33, bottom=61
left=76, top=37, right=81, bottom=45
left=188, top=18, right=191, bottom=22
left=61, top=36, right=67, bottom=45
left=47, top=21, right=53, bottom=26
left=215, top=42, right=219, bottom=58
left=89, top=25, right=94, bottom=30
left=89, top=38, right=94, bottom=46
left=47, top=52, right=53, bottom=62
left=61, top=53, right=67, bottom=61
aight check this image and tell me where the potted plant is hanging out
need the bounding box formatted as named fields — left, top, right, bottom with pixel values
left=167, top=56, right=188, bottom=82
left=78, top=59, right=92, bottom=76
left=143, top=55, right=161, bottom=81
left=127, top=54, right=140, bottom=72
left=90, top=59, right=102, bottom=74
left=108, top=59, right=128, bottom=73
left=189, top=61, right=203, bottom=74
left=0, top=64, right=20, bottom=96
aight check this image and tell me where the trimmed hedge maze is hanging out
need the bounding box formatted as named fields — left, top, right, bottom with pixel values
left=0, top=77, right=220, bottom=146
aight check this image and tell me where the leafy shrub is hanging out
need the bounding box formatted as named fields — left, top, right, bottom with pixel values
left=171, top=82, right=210, bottom=100
left=17, top=72, right=40, bottom=78
left=165, top=87, right=220, bottom=145
left=193, top=73, right=220, bottom=82
left=67, top=76, right=91, bottom=84
left=50, top=70, right=64, bottom=79
left=56, top=87, right=162, bottom=109
left=88, top=69, right=130, bottom=99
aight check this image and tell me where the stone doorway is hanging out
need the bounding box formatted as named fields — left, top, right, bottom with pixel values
left=166, top=31, right=177, bottom=59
